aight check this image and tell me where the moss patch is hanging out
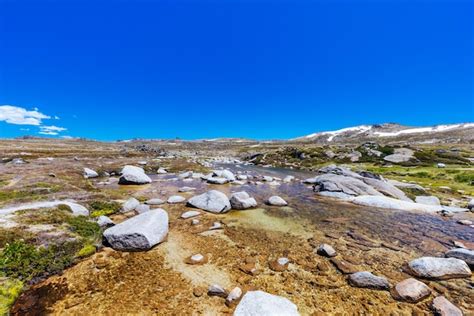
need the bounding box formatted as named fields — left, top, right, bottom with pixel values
left=0, top=277, right=23, bottom=316
left=88, top=200, right=121, bottom=218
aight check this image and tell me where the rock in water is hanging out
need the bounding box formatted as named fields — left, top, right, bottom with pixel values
left=468, top=198, right=474, bottom=211
left=83, top=167, right=99, bottom=178
left=187, top=190, right=231, bottom=213
left=207, top=177, right=229, bottom=184
left=445, top=248, right=474, bottom=267
left=408, top=257, right=471, bottom=280
left=122, top=197, right=140, bottom=212
left=267, top=196, right=288, bottom=206
left=348, top=271, right=390, bottom=290
left=234, top=290, right=300, bottom=316
left=393, top=278, right=431, bottom=303
left=119, top=165, right=151, bottom=185
left=230, top=191, right=257, bottom=210
left=213, top=169, right=236, bottom=181
left=103, top=209, right=168, bottom=251
left=431, top=296, right=463, bottom=316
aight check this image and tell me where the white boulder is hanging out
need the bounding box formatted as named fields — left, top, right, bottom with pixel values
left=119, top=165, right=151, bottom=185
left=267, top=196, right=288, bottom=206
left=408, top=257, right=471, bottom=280
left=187, top=190, right=231, bottom=213
left=234, top=290, right=299, bottom=316
left=103, top=209, right=169, bottom=251
left=230, top=192, right=257, bottom=210
left=83, top=167, right=99, bottom=179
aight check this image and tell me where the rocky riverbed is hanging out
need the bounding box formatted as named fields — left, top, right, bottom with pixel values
left=0, top=140, right=473, bottom=315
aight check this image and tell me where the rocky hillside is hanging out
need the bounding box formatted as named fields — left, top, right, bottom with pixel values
left=293, top=123, right=474, bottom=144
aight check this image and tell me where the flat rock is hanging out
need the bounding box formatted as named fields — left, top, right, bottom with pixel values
left=145, top=198, right=164, bottom=205
left=207, top=177, right=229, bottom=184
left=348, top=271, right=390, bottom=290
left=119, top=165, right=152, bottom=185
left=408, top=257, right=471, bottom=280
left=103, top=209, right=169, bottom=251
left=187, top=190, right=231, bottom=213
left=234, top=290, right=300, bottom=316
left=178, top=186, right=196, bottom=192
left=330, top=258, right=358, bottom=274
left=352, top=196, right=468, bottom=213
left=230, top=191, right=257, bottom=210
left=181, top=210, right=201, bottom=219
left=167, top=195, right=186, bottom=204
left=415, top=196, right=441, bottom=206
left=445, top=248, right=474, bottom=267
left=431, top=296, right=463, bottom=316
left=393, top=278, right=431, bottom=303
left=267, top=196, right=288, bottom=206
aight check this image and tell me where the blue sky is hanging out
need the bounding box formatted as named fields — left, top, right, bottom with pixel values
left=0, top=0, right=473, bottom=140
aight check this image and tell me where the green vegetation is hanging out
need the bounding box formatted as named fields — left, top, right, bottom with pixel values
left=66, top=216, right=101, bottom=239
left=0, top=182, right=61, bottom=204
left=89, top=200, right=121, bottom=218
left=0, top=240, right=82, bottom=280
left=361, top=163, right=474, bottom=197
left=454, top=172, right=474, bottom=184
left=0, top=228, right=34, bottom=249
left=0, top=277, right=23, bottom=316
left=76, top=244, right=96, bottom=258
left=16, top=208, right=71, bottom=225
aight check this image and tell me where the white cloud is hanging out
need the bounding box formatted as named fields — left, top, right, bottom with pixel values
left=0, top=105, right=51, bottom=125
left=39, top=125, right=67, bottom=136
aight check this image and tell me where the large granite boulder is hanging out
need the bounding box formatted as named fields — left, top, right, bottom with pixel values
left=119, top=165, right=152, bottom=185
left=233, top=290, right=300, bottom=316
left=308, top=165, right=411, bottom=201
left=408, top=257, right=471, bottom=280
left=230, top=191, right=257, bottom=210
left=187, top=190, right=231, bottom=213
left=351, top=196, right=468, bottom=213
left=103, top=209, right=168, bottom=251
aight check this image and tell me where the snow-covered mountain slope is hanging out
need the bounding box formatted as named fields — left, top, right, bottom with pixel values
left=294, top=123, right=474, bottom=144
